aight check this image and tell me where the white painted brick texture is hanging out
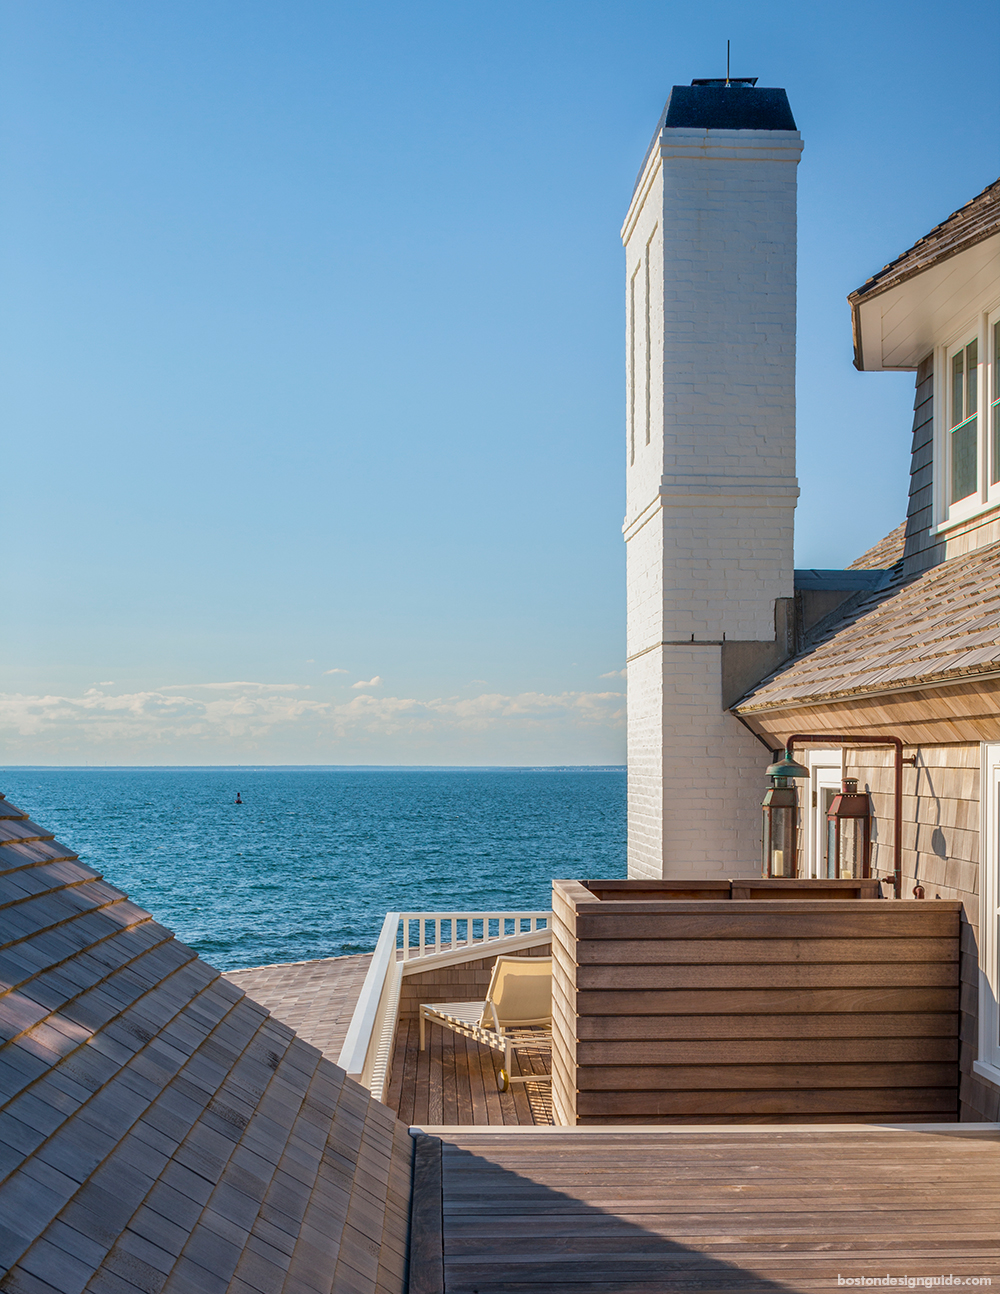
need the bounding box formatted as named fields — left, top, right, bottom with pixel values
left=623, top=123, right=802, bottom=879
left=628, top=646, right=770, bottom=878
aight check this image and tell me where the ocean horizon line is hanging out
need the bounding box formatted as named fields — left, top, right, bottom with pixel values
left=1, top=763, right=627, bottom=773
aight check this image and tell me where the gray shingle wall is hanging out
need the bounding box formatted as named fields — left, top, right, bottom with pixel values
left=0, top=797, right=411, bottom=1294
left=902, top=357, right=945, bottom=578
left=846, top=745, right=999, bottom=1123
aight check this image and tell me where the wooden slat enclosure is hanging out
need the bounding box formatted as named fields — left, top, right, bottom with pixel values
left=552, top=879, right=961, bottom=1126
left=731, top=877, right=881, bottom=900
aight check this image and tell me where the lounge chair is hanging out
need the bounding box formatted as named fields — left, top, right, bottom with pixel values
left=419, top=955, right=552, bottom=1092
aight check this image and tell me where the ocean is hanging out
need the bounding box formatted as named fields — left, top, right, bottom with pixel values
left=1, top=767, right=626, bottom=971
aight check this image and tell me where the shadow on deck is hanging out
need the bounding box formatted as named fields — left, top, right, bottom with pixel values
left=409, top=1124, right=1000, bottom=1293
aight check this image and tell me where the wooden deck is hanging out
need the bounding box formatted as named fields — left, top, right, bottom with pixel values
left=409, top=1123, right=1000, bottom=1293
left=387, top=1014, right=553, bottom=1127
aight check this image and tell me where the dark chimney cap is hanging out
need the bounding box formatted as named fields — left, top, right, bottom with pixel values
left=662, top=84, right=796, bottom=131
left=690, top=77, right=758, bottom=87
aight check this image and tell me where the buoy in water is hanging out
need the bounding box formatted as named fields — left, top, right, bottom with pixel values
left=235, top=793, right=243, bottom=805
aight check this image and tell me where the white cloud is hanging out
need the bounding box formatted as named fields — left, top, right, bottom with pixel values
left=158, top=681, right=301, bottom=692
left=351, top=676, right=382, bottom=689
left=323, top=668, right=348, bottom=675
left=98, top=681, right=115, bottom=686
left=600, top=669, right=627, bottom=679
left=0, top=681, right=625, bottom=764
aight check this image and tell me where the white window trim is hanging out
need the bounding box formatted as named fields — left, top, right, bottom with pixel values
left=989, top=307, right=1000, bottom=504
left=803, top=749, right=843, bottom=880
left=974, top=741, right=1000, bottom=1088
left=933, top=300, right=1000, bottom=533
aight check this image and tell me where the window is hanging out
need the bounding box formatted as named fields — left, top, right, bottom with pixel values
left=950, top=337, right=978, bottom=503
left=992, top=321, right=1000, bottom=487
left=976, top=743, right=1000, bottom=1086
left=934, top=311, right=1000, bottom=528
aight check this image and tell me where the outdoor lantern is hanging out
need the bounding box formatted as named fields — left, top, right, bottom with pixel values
left=761, top=750, right=809, bottom=878
left=825, top=777, right=872, bottom=879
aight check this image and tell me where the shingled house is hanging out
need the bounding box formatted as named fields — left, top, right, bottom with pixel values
left=4, top=86, right=1000, bottom=1294
left=733, top=178, right=1000, bottom=1124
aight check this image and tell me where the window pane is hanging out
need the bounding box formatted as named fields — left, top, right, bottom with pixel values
left=952, top=350, right=965, bottom=426
left=967, top=339, right=978, bottom=416
left=951, top=416, right=978, bottom=502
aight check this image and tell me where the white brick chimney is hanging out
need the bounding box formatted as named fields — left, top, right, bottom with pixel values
left=622, top=82, right=803, bottom=879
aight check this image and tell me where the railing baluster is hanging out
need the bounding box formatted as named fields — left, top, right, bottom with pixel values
left=372, top=908, right=549, bottom=965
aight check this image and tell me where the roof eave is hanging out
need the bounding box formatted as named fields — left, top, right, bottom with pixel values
left=733, top=661, right=1000, bottom=717
left=849, top=227, right=1000, bottom=372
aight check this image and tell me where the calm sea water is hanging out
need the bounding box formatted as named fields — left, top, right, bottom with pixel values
left=1, top=767, right=626, bottom=971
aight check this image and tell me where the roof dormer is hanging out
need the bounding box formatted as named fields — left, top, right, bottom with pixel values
left=851, top=180, right=1000, bottom=541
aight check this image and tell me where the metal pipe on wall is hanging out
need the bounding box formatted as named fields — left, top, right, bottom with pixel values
left=785, top=733, right=904, bottom=899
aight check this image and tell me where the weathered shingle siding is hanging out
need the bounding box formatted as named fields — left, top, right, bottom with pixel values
left=903, top=356, right=945, bottom=578
left=846, top=744, right=999, bottom=1122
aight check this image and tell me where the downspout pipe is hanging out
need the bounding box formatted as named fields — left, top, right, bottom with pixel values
left=785, top=733, right=904, bottom=900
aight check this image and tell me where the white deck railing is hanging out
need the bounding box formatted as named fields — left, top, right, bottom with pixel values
left=338, top=909, right=551, bottom=1102
left=398, top=911, right=550, bottom=960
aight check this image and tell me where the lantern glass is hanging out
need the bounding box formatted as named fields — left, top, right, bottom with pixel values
left=826, top=816, right=867, bottom=878
left=769, top=804, right=796, bottom=877
left=825, top=778, right=872, bottom=880
left=761, top=782, right=799, bottom=878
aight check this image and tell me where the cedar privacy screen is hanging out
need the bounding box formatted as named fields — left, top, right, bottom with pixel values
left=550, top=879, right=961, bottom=1126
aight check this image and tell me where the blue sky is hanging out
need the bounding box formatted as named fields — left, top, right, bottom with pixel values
left=1, top=0, right=998, bottom=765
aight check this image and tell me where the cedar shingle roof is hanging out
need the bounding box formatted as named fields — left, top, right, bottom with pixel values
left=735, top=538, right=1000, bottom=713
left=0, top=797, right=410, bottom=1294
left=224, top=955, right=372, bottom=1064
left=848, top=178, right=1000, bottom=305
left=847, top=521, right=906, bottom=571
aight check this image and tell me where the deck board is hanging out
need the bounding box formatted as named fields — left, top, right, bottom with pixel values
left=409, top=1124, right=1000, bottom=1292
left=387, top=1013, right=553, bottom=1127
